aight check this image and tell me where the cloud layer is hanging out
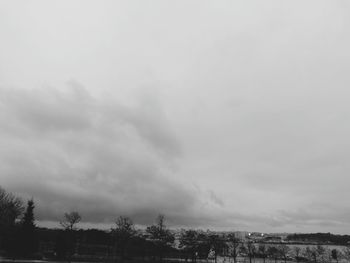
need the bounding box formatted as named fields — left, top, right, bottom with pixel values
left=2, top=1, right=350, bottom=233
left=0, top=84, right=214, bottom=226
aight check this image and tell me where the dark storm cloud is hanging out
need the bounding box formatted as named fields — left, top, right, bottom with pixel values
left=0, top=84, right=208, bottom=226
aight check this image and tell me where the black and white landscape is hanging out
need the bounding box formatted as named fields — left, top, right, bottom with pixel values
left=1, top=1, right=350, bottom=262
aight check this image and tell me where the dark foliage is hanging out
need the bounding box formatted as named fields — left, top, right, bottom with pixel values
left=17, top=199, right=39, bottom=257
left=287, top=232, right=350, bottom=245
left=146, top=214, right=175, bottom=262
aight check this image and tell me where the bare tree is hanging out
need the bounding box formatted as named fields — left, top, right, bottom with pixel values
left=207, top=233, right=226, bottom=263
left=278, top=244, right=290, bottom=263
left=227, top=233, right=241, bottom=263
left=60, top=211, right=81, bottom=263
left=267, top=246, right=279, bottom=263
left=304, top=246, right=315, bottom=263
left=0, top=186, right=24, bottom=227
left=111, top=216, right=136, bottom=262
left=242, top=240, right=256, bottom=263
left=60, top=211, right=81, bottom=230
left=179, top=229, right=201, bottom=262
left=258, top=243, right=268, bottom=263
left=293, top=246, right=302, bottom=262
left=303, top=245, right=325, bottom=263
left=146, top=214, right=174, bottom=262
left=315, top=245, right=326, bottom=263
left=342, top=247, right=350, bottom=262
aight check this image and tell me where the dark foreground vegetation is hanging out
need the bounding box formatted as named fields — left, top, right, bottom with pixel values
left=287, top=233, right=350, bottom=246
left=2, top=186, right=350, bottom=263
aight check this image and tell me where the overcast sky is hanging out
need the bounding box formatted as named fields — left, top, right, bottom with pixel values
left=1, top=1, right=350, bottom=233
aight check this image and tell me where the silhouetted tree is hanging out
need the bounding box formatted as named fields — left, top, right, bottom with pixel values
left=278, top=244, right=290, bottom=263
left=60, top=211, right=81, bottom=262
left=315, top=245, right=326, bottom=263
left=244, top=240, right=256, bottom=263
left=303, top=246, right=325, bottom=263
left=207, top=233, right=226, bottom=263
left=0, top=186, right=23, bottom=229
left=146, top=214, right=174, bottom=262
left=258, top=243, right=268, bottom=263
left=22, top=199, right=35, bottom=227
left=303, top=245, right=326, bottom=263
left=267, top=246, right=280, bottom=263
left=18, top=199, right=38, bottom=257
left=196, top=231, right=211, bottom=259
left=342, top=246, right=350, bottom=262
left=304, top=246, right=314, bottom=263
left=293, top=246, right=302, bottom=262
left=111, top=216, right=136, bottom=262
left=179, top=229, right=200, bottom=262
left=330, top=249, right=339, bottom=263
left=227, top=233, right=241, bottom=263
left=60, top=211, right=81, bottom=230
left=0, top=187, right=24, bottom=257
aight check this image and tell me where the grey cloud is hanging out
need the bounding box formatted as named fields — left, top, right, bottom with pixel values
left=0, top=84, right=192, bottom=226
left=207, top=190, right=224, bottom=207
left=0, top=85, right=93, bottom=133
left=2, top=1, right=350, bottom=233
left=111, top=92, right=182, bottom=158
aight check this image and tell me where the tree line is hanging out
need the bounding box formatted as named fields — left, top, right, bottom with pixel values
left=287, top=233, right=350, bottom=246
left=2, top=186, right=350, bottom=263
